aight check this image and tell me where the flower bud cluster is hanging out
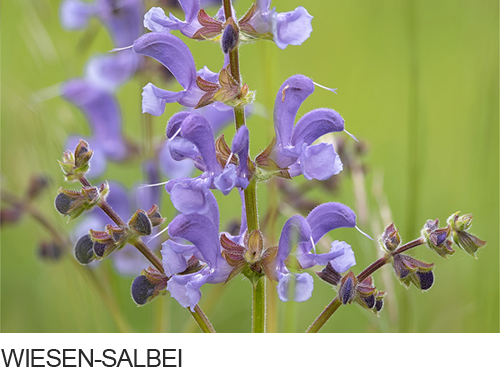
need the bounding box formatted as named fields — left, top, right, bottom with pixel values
left=317, top=264, right=385, bottom=315
left=58, top=140, right=93, bottom=182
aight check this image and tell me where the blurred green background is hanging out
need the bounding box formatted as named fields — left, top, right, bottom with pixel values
left=1, top=0, right=498, bottom=333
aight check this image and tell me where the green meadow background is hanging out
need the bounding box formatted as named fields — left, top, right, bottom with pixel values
left=1, top=0, right=498, bottom=333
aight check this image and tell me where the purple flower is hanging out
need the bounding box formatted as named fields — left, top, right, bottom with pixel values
left=133, top=31, right=221, bottom=115
left=273, top=202, right=357, bottom=302
left=60, top=0, right=144, bottom=48
left=144, top=2, right=203, bottom=38
left=271, top=74, right=344, bottom=181
left=162, top=186, right=234, bottom=309
left=164, top=112, right=249, bottom=206
left=240, top=0, right=313, bottom=49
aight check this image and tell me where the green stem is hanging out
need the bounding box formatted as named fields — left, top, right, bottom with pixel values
left=252, top=278, right=266, bottom=333
left=305, top=298, right=342, bottom=333
left=234, top=106, right=245, bottom=129
left=189, top=305, right=216, bottom=333
left=244, top=179, right=259, bottom=232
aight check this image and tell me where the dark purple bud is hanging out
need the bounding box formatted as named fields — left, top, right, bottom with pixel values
left=93, top=241, right=107, bottom=258
left=375, top=298, right=384, bottom=312
left=362, top=294, right=376, bottom=309
left=316, top=262, right=342, bottom=286
left=338, top=271, right=357, bottom=305
left=416, top=271, right=434, bottom=291
left=146, top=204, right=166, bottom=227
left=74, top=234, right=95, bottom=265
left=54, top=192, right=75, bottom=215
left=380, top=223, right=401, bottom=252
left=128, top=209, right=152, bottom=236
left=39, top=242, right=63, bottom=261
left=131, top=275, right=157, bottom=306
left=221, top=21, right=239, bottom=54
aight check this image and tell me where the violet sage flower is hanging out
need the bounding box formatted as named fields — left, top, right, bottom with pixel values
left=270, top=74, right=344, bottom=181
left=162, top=186, right=234, bottom=309
left=133, top=31, right=221, bottom=115
left=272, top=202, right=357, bottom=302
left=164, top=112, right=250, bottom=211
left=239, top=0, right=313, bottom=49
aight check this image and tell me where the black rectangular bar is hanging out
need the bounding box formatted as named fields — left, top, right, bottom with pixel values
left=2, top=349, right=182, bottom=368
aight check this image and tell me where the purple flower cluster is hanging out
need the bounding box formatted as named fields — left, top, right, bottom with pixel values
left=59, top=0, right=361, bottom=312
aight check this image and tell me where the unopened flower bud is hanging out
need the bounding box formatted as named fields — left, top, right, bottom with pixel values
left=58, top=140, right=93, bottom=182
left=380, top=223, right=401, bottom=252
left=74, top=234, right=95, bottom=265
left=131, top=275, right=156, bottom=306
left=131, top=268, right=169, bottom=306
left=375, top=291, right=386, bottom=313
left=128, top=209, right=152, bottom=236
left=89, top=229, right=117, bottom=258
left=421, top=219, right=455, bottom=258
left=316, top=262, right=342, bottom=286
left=146, top=204, right=166, bottom=227
left=221, top=19, right=239, bottom=54
left=338, top=271, right=357, bottom=305
left=74, top=140, right=93, bottom=169
left=392, top=254, right=434, bottom=291
left=55, top=187, right=100, bottom=221
left=447, top=212, right=487, bottom=258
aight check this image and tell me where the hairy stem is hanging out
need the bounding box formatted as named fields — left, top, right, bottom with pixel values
left=306, top=297, right=342, bottom=333
left=252, top=278, right=266, bottom=333
left=243, top=179, right=259, bottom=233
left=190, top=305, right=216, bottom=333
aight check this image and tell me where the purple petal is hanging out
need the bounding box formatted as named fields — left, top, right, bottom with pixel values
left=167, top=179, right=219, bottom=226
left=60, top=0, right=96, bottom=30
left=213, top=164, right=239, bottom=195
left=328, top=241, right=356, bottom=273
left=178, top=0, right=201, bottom=24
left=168, top=213, right=220, bottom=268
left=291, top=108, right=344, bottom=147
left=85, top=52, right=139, bottom=92
left=273, top=75, right=314, bottom=147
left=167, top=272, right=209, bottom=309
left=177, top=113, right=220, bottom=173
left=161, top=239, right=199, bottom=276
left=159, top=142, right=195, bottom=179
left=296, top=143, right=342, bottom=180
left=277, top=215, right=312, bottom=267
left=144, top=7, right=184, bottom=32
left=141, top=83, right=186, bottom=116
left=273, top=7, right=313, bottom=50
left=306, top=202, right=357, bottom=245
left=277, top=272, right=314, bottom=302
left=133, top=32, right=197, bottom=90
